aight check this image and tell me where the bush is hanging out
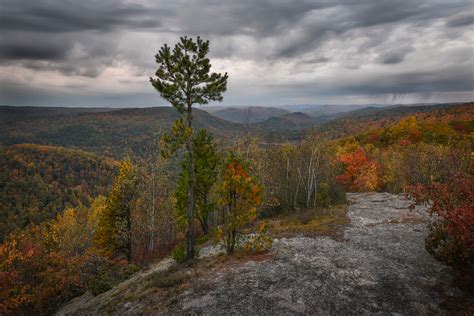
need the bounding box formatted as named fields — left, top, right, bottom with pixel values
left=329, top=183, right=347, bottom=205
left=240, top=222, right=273, bottom=254
left=316, top=182, right=331, bottom=207
left=171, top=241, right=199, bottom=263
left=171, top=242, right=187, bottom=263
left=411, top=175, right=474, bottom=266
left=81, top=252, right=139, bottom=295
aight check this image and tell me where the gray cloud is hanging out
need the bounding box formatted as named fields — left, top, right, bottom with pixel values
left=0, top=41, right=68, bottom=61
left=446, top=12, right=474, bottom=27
left=0, top=0, right=473, bottom=106
left=0, top=0, right=164, bottom=33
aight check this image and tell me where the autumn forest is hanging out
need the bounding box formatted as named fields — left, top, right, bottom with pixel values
left=0, top=36, right=473, bottom=315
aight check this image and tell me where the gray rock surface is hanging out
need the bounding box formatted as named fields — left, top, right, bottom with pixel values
left=57, top=192, right=467, bottom=315
left=171, top=192, right=462, bottom=315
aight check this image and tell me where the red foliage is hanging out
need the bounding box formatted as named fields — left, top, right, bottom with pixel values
left=411, top=175, right=474, bottom=265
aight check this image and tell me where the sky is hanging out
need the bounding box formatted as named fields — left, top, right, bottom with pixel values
left=0, top=0, right=473, bottom=108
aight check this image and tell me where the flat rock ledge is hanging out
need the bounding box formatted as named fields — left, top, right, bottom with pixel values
left=170, top=192, right=463, bottom=315
left=58, top=192, right=468, bottom=315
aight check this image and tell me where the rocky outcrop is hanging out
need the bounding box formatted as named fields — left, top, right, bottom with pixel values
left=58, top=192, right=468, bottom=315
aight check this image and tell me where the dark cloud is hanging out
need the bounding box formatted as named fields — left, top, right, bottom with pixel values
left=0, top=0, right=163, bottom=33
left=379, top=55, right=404, bottom=65
left=377, top=46, right=414, bottom=65
left=445, top=11, right=474, bottom=27
left=265, top=62, right=474, bottom=98
left=0, top=42, right=68, bottom=60
left=0, top=0, right=472, bottom=106
left=345, top=68, right=474, bottom=95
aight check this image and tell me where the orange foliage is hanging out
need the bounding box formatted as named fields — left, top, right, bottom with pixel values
left=0, top=226, right=83, bottom=315
left=217, top=155, right=263, bottom=254
left=336, top=146, right=379, bottom=191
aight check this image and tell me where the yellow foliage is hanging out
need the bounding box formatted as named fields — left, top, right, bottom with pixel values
left=216, top=155, right=263, bottom=254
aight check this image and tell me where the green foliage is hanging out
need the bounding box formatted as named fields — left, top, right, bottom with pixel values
left=171, top=241, right=188, bottom=263
left=150, top=36, right=228, bottom=112
left=153, top=36, right=229, bottom=158
left=0, top=144, right=117, bottom=241
left=175, top=129, right=220, bottom=234
left=95, top=159, right=138, bottom=262
left=171, top=240, right=200, bottom=263
left=160, top=118, right=191, bottom=158
left=316, top=182, right=331, bottom=207
left=151, top=36, right=228, bottom=261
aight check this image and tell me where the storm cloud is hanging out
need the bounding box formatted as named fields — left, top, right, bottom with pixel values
left=0, top=0, right=473, bottom=107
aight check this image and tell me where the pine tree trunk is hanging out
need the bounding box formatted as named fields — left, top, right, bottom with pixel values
left=202, top=195, right=209, bottom=234
left=149, top=164, right=156, bottom=253
left=126, top=205, right=132, bottom=262
left=186, top=103, right=195, bottom=260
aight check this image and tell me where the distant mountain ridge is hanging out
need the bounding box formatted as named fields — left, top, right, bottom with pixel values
left=317, top=102, right=474, bottom=137
left=253, top=112, right=319, bottom=131
left=0, top=106, right=245, bottom=158
left=0, top=105, right=115, bottom=122
left=1, top=102, right=471, bottom=155
left=210, top=106, right=290, bottom=123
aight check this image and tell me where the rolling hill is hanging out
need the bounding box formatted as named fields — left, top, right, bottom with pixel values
left=253, top=112, right=320, bottom=131
left=0, top=105, right=115, bottom=122
left=317, top=102, right=474, bottom=137
left=303, top=104, right=388, bottom=117
left=0, top=144, right=119, bottom=240
left=211, top=106, right=290, bottom=124
left=0, top=106, right=245, bottom=159
left=1, top=103, right=471, bottom=157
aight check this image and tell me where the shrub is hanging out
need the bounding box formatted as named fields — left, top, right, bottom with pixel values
left=171, top=242, right=188, bottom=263
left=411, top=174, right=474, bottom=266
left=240, top=222, right=273, bottom=254
left=316, top=182, right=331, bottom=207
left=171, top=241, right=199, bottom=263
left=81, top=252, right=139, bottom=295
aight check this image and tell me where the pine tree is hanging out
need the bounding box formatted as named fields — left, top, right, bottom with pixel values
left=94, top=159, right=137, bottom=262
left=175, top=129, right=220, bottom=235
left=150, top=37, right=228, bottom=260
